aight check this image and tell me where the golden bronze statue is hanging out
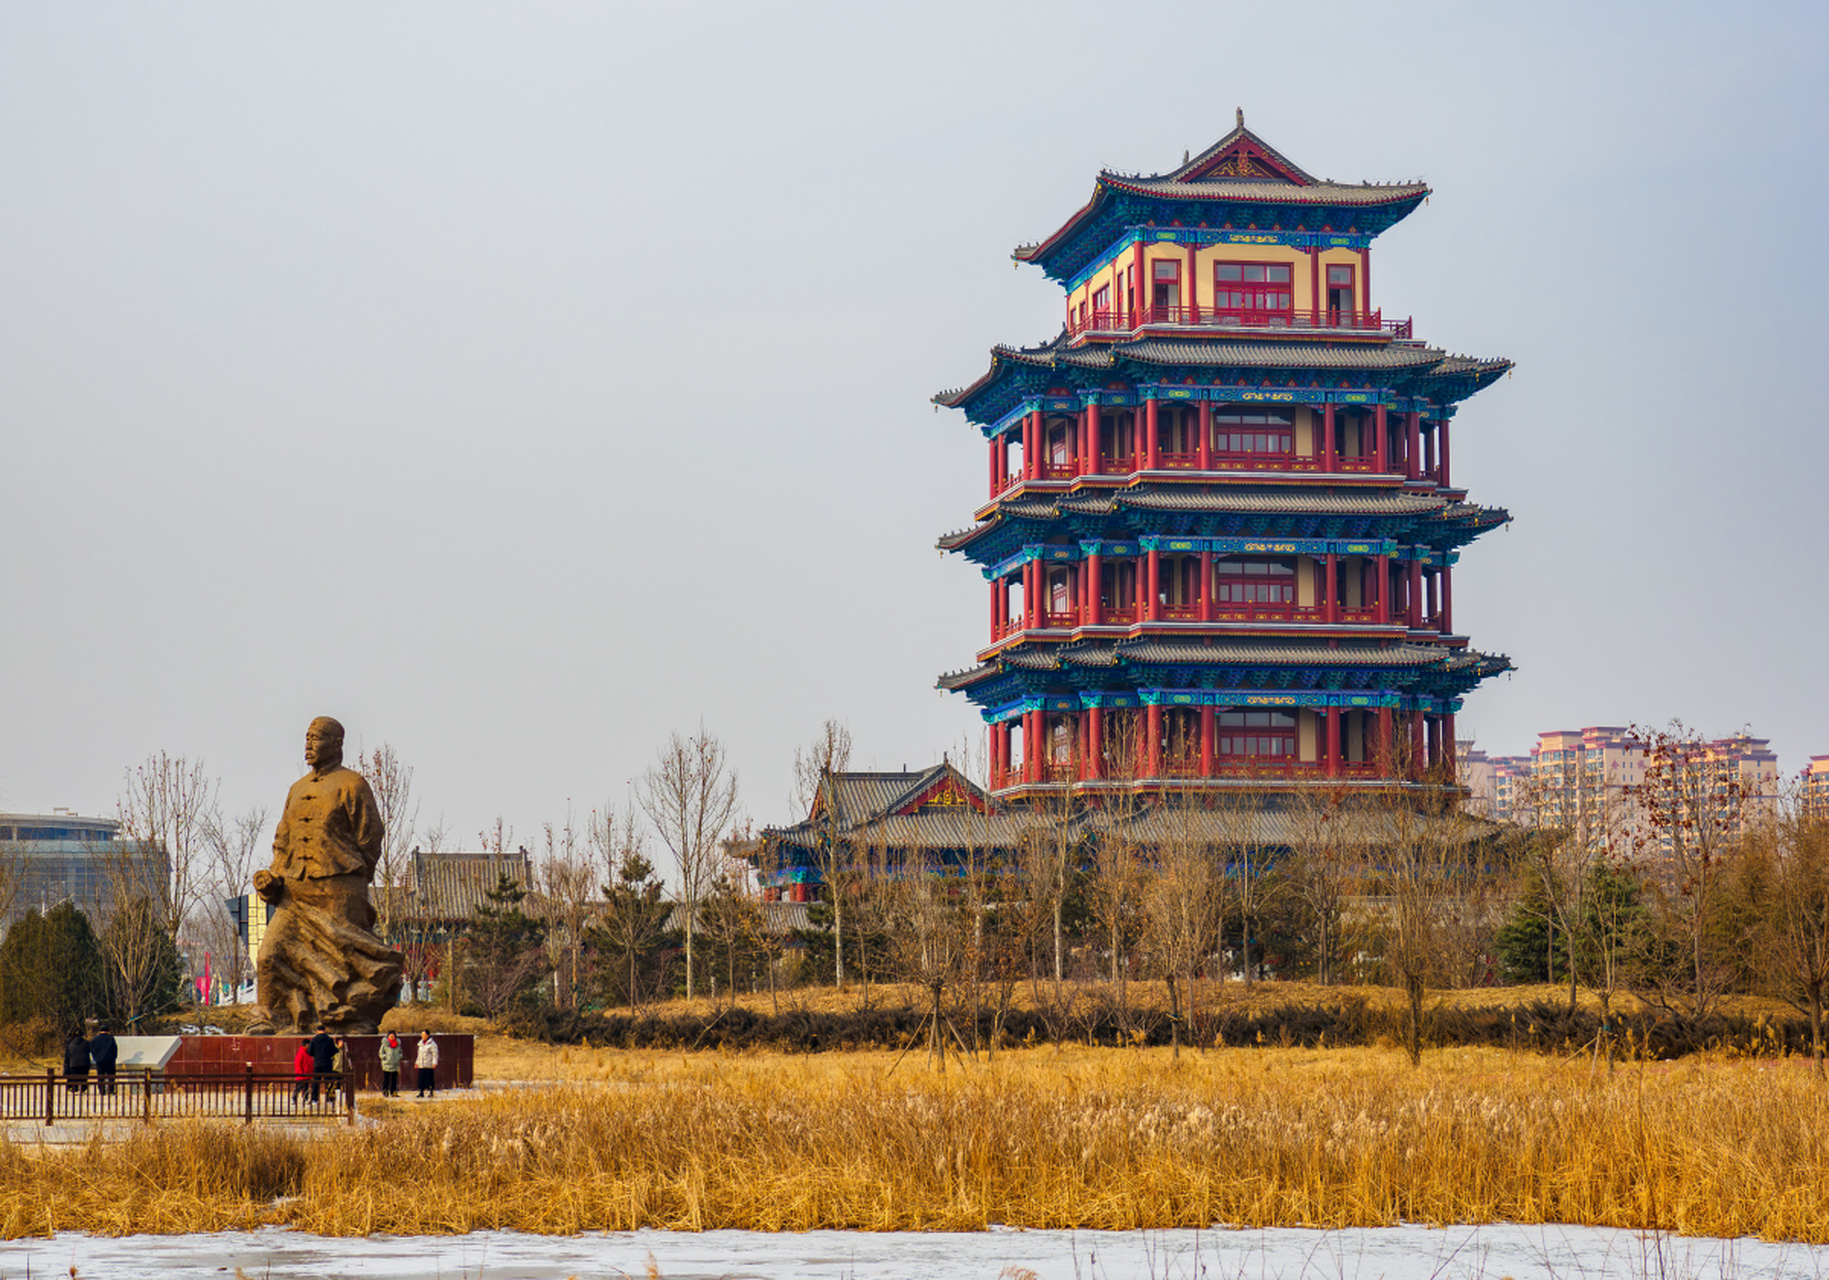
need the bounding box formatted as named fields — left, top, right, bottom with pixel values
left=247, top=716, right=404, bottom=1034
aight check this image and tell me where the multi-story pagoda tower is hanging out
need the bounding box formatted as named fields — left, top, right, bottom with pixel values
left=935, top=115, right=1513, bottom=800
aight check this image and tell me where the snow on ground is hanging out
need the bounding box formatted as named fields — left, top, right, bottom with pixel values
left=3, top=1225, right=1827, bottom=1280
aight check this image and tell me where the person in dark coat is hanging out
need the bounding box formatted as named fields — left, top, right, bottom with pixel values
left=63, top=1029, right=90, bottom=1094
left=306, top=1023, right=338, bottom=1104
left=89, top=1024, right=118, bottom=1096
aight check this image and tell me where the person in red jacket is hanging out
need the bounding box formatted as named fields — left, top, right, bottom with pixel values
left=291, top=1040, right=312, bottom=1105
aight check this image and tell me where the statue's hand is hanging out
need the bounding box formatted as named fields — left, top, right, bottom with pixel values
left=252, top=869, right=285, bottom=904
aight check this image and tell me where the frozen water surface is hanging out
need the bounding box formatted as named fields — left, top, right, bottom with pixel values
left=4, top=1224, right=1827, bottom=1280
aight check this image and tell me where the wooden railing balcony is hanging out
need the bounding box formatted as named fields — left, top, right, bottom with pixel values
left=1210, top=603, right=1324, bottom=623
left=1041, top=610, right=1078, bottom=629
left=1068, top=304, right=1411, bottom=341
left=992, top=452, right=1388, bottom=487
left=991, top=760, right=1390, bottom=788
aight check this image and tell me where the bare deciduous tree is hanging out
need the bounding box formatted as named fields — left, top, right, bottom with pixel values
left=637, top=727, right=740, bottom=1001
left=357, top=744, right=418, bottom=947
left=540, top=811, right=596, bottom=1009
left=113, top=752, right=219, bottom=940
left=199, top=805, right=270, bottom=1002
left=1627, top=721, right=1754, bottom=1017
left=791, top=720, right=855, bottom=985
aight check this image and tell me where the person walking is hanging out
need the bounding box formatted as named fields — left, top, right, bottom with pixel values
left=378, top=1031, right=404, bottom=1098
left=63, top=1028, right=90, bottom=1095
left=414, top=1030, right=439, bottom=1098
left=89, top=1024, right=118, bottom=1096
left=306, top=1023, right=337, bottom=1105
left=291, top=1039, right=313, bottom=1105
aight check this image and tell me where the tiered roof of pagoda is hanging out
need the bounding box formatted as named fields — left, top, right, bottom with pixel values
left=935, top=329, right=1512, bottom=427
left=1014, top=115, right=1432, bottom=283
left=939, top=488, right=1510, bottom=562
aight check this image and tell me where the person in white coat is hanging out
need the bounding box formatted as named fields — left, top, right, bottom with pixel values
left=415, top=1030, right=440, bottom=1098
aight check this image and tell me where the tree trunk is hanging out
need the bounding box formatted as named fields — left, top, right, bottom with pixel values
left=685, top=912, right=695, bottom=1000
left=1566, top=923, right=1578, bottom=1014
left=930, top=979, right=945, bottom=1074
left=1166, top=973, right=1181, bottom=1060
left=1405, top=973, right=1423, bottom=1066
left=1053, top=899, right=1064, bottom=987
left=834, top=895, right=846, bottom=988
left=1813, top=982, right=1824, bottom=1082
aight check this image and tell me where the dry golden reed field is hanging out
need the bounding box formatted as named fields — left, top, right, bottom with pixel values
left=2, top=1036, right=1828, bottom=1243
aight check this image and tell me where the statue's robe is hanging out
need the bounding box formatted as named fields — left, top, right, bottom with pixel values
left=253, top=764, right=403, bottom=1033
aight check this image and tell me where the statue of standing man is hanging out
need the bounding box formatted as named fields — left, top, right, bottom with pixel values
left=248, top=717, right=404, bottom=1034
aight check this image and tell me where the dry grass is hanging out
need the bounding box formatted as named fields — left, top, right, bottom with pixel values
left=3, top=1044, right=1828, bottom=1243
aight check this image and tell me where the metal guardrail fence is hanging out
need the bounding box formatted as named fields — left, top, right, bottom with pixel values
left=0, top=1068, right=357, bottom=1125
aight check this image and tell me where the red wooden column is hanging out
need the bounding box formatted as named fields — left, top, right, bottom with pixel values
left=1410, top=710, right=1427, bottom=780
left=1198, top=549, right=1213, bottom=622
left=991, top=722, right=1007, bottom=787
left=1438, top=417, right=1452, bottom=487
left=1360, top=247, right=1371, bottom=312
left=1086, top=707, right=1104, bottom=780
left=1027, top=709, right=1045, bottom=783
left=1443, top=712, right=1458, bottom=780
left=1373, top=404, right=1388, bottom=474
left=989, top=578, right=1000, bottom=636
left=1023, top=410, right=1041, bottom=481
left=1144, top=395, right=1160, bottom=471
left=1406, top=411, right=1421, bottom=481
left=1145, top=703, right=1164, bottom=779
left=1323, top=552, right=1339, bottom=624
left=1408, top=561, right=1424, bottom=628
left=1130, top=241, right=1145, bottom=324
left=1199, top=705, right=1215, bottom=777
left=1428, top=570, right=1441, bottom=630
left=1082, top=402, right=1098, bottom=475
left=1326, top=708, right=1342, bottom=778
left=1024, top=560, right=1039, bottom=630
left=1322, top=403, right=1337, bottom=473
left=1185, top=241, right=1200, bottom=323
left=1308, top=247, right=1320, bottom=321
left=1423, top=423, right=1436, bottom=480
left=1085, top=550, right=1103, bottom=626
left=1441, top=564, right=1454, bottom=634
left=1196, top=401, right=1212, bottom=471
left=1375, top=555, right=1389, bottom=625
left=1145, top=547, right=1161, bottom=621
left=1377, top=707, right=1395, bottom=775
left=988, top=435, right=1002, bottom=498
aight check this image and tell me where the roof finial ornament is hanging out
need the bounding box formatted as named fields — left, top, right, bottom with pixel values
left=1236, top=107, right=1244, bottom=129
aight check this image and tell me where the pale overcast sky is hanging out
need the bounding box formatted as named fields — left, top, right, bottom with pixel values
left=2, top=2, right=1825, bottom=858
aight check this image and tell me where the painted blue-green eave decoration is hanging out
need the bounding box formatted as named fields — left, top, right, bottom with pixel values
left=946, top=358, right=1504, bottom=436
left=1022, top=188, right=1427, bottom=286
left=948, top=507, right=1502, bottom=570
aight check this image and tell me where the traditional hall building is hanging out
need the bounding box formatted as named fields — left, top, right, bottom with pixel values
left=934, top=115, right=1512, bottom=799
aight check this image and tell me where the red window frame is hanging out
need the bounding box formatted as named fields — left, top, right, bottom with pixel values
left=1213, top=260, right=1294, bottom=320
left=1325, top=263, right=1356, bottom=318
left=1213, top=558, right=1295, bottom=605
left=1211, top=408, right=1295, bottom=459
left=1151, top=259, right=1180, bottom=311
left=1216, top=709, right=1298, bottom=760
